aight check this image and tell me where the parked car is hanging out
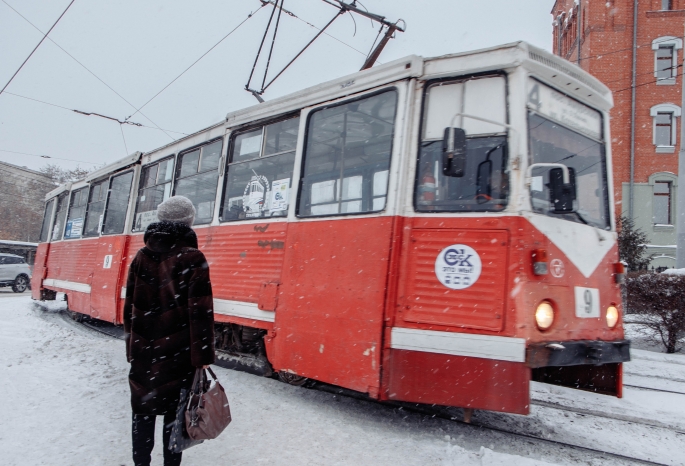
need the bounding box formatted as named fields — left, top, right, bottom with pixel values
left=0, top=253, right=31, bottom=293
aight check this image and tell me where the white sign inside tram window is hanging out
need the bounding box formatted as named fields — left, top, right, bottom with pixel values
left=135, top=210, right=158, bottom=231
left=270, top=178, right=289, bottom=212
left=527, top=78, right=602, bottom=140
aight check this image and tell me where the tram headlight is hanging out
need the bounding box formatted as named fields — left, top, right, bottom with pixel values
left=535, top=301, right=554, bottom=330
left=606, top=305, right=619, bottom=328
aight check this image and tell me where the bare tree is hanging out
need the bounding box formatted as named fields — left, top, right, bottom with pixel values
left=39, top=164, right=90, bottom=184
left=626, top=272, right=685, bottom=353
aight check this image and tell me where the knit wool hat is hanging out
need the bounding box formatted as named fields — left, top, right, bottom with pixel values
left=157, top=196, right=196, bottom=226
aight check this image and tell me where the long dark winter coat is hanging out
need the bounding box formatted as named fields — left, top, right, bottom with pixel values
left=123, top=221, right=215, bottom=415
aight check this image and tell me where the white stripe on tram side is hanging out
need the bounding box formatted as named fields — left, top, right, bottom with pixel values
left=213, top=299, right=275, bottom=323
left=42, top=279, right=92, bottom=294
left=390, top=327, right=526, bottom=363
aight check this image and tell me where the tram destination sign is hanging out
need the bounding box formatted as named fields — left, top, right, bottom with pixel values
left=527, top=78, right=602, bottom=140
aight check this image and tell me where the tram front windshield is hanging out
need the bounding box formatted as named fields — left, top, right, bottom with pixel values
left=527, top=80, right=609, bottom=230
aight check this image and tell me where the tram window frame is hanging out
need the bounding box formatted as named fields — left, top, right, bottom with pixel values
left=296, top=88, right=398, bottom=218
left=132, top=156, right=175, bottom=232
left=83, top=178, right=108, bottom=238
left=101, top=170, right=134, bottom=236
left=173, top=139, right=223, bottom=225
left=39, top=198, right=56, bottom=243
left=63, top=187, right=89, bottom=240
left=51, top=192, right=69, bottom=241
left=219, top=114, right=300, bottom=222
left=413, top=73, right=510, bottom=214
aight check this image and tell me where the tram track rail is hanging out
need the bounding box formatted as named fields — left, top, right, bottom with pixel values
left=58, top=311, right=680, bottom=466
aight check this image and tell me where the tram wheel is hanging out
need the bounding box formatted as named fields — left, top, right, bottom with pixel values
left=70, top=311, right=85, bottom=323
left=278, top=371, right=308, bottom=386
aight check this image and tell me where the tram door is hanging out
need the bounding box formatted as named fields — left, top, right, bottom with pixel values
left=272, top=89, right=399, bottom=396
left=89, top=170, right=135, bottom=323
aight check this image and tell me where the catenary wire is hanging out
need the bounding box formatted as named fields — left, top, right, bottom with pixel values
left=1, top=0, right=176, bottom=141
left=127, top=4, right=267, bottom=121
left=0, top=149, right=100, bottom=166
left=0, top=0, right=75, bottom=97
left=3, top=92, right=187, bottom=135
left=119, top=125, right=129, bottom=156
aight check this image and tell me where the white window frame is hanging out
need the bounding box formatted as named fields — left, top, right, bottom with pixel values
left=653, top=37, right=682, bottom=85
left=650, top=103, right=681, bottom=152
left=648, top=172, right=678, bottom=228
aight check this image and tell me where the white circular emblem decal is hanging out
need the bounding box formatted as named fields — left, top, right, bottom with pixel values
left=434, top=244, right=482, bottom=290
left=550, top=258, right=565, bottom=278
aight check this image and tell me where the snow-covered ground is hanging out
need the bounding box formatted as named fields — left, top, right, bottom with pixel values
left=1, top=294, right=683, bottom=466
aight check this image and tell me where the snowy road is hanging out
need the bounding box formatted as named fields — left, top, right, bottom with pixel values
left=1, top=295, right=683, bottom=466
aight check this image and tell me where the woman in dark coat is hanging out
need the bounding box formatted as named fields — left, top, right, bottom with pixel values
left=123, top=196, right=215, bottom=466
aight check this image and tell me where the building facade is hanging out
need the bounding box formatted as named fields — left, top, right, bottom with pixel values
left=551, top=0, right=684, bottom=269
left=0, top=161, right=55, bottom=243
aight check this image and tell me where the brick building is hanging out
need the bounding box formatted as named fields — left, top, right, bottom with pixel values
left=0, top=161, right=55, bottom=242
left=551, top=0, right=684, bottom=269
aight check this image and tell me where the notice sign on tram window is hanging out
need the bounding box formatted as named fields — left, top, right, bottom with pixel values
left=270, top=178, right=289, bottom=212
left=134, top=210, right=158, bottom=231
left=64, top=218, right=83, bottom=239
left=527, top=78, right=602, bottom=140
left=434, top=244, right=482, bottom=290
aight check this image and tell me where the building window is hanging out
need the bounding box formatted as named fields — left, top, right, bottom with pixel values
left=650, top=103, right=681, bottom=151
left=656, top=46, right=675, bottom=80
left=661, top=0, right=672, bottom=10
left=655, top=113, right=673, bottom=145
left=653, top=181, right=672, bottom=225
left=653, top=37, right=682, bottom=85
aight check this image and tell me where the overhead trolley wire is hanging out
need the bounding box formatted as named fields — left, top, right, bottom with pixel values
left=0, top=149, right=100, bottom=166
left=3, top=92, right=187, bottom=135
left=0, top=0, right=178, bottom=141
left=126, top=4, right=267, bottom=122
left=0, top=0, right=75, bottom=97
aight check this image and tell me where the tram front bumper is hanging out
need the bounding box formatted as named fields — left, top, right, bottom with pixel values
left=527, top=340, right=630, bottom=397
left=527, top=339, right=631, bottom=368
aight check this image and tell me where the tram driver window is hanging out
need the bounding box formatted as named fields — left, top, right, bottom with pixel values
left=51, top=192, right=69, bottom=241
left=83, top=179, right=108, bottom=237
left=102, top=171, right=134, bottom=235
left=220, top=117, right=299, bottom=221
left=298, top=90, right=397, bottom=217
left=133, top=157, right=174, bottom=231
left=64, top=187, right=88, bottom=239
left=174, top=140, right=222, bottom=225
left=416, top=76, right=508, bottom=212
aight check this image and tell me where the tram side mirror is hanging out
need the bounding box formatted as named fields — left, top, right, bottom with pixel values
left=476, top=160, right=492, bottom=203
left=548, top=167, right=577, bottom=213
left=442, top=127, right=467, bottom=177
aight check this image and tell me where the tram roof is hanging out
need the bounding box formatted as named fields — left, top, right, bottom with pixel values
left=47, top=41, right=611, bottom=200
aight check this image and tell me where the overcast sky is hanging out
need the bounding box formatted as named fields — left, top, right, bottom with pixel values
left=0, top=0, right=555, bottom=172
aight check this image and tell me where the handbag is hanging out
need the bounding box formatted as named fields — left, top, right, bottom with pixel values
left=185, top=367, right=232, bottom=441
left=168, top=385, right=204, bottom=454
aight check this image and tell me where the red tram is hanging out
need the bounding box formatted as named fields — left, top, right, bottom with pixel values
left=32, top=42, right=629, bottom=415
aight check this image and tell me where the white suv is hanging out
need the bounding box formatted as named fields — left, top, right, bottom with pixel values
left=0, top=253, right=31, bottom=293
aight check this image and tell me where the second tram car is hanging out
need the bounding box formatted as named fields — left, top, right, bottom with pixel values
left=32, top=42, right=630, bottom=415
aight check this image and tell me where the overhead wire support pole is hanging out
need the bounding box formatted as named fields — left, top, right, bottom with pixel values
left=0, top=0, right=75, bottom=97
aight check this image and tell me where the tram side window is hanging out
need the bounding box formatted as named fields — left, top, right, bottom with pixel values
left=39, top=198, right=56, bottom=243
left=298, top=90, right=397, bottom=217
left=416, top=76, right=509, bottom=213
left=133, top=157, right=174, bottom=231
left=221, top=117, right=299, bottom=221
left=102, top=171, right=134, bottom=235
left=174, top=140, right=222, bottom=225
left=83, top=179, right=108, bottom=237
left=64, top=188, right=88, bottom=239
left=51, top=192, right=69, bottom=241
